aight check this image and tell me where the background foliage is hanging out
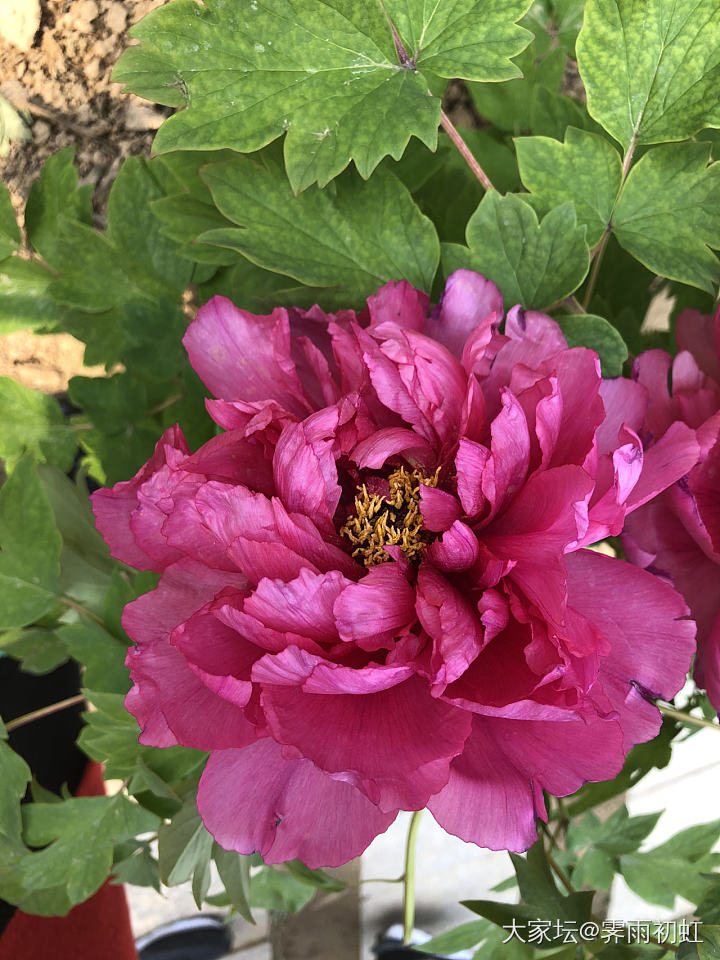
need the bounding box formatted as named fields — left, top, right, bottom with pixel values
left=1, top=0, right=719, bottom=955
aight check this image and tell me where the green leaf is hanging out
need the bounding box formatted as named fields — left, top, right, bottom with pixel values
left=0, top=258, right=66, bottom=336
left=572, top=846, right=615, bottom=889
left=158, top=791, right=213, bottom=889
left=468, top=37, right=565, bottom=133
left=551, top=0, right=585, bottom=56
left=0, top=182, right=20, bottom=260
left=697, top=877, right=720, bottom=924
left=516, top=127, right=622, bottom=246
left=418, top=919, right=490, bottom=954
left=250, top=866, right=316, bottom=913
left=114, top=0, right=532, bottom=192
left=197, top=258, right=333, bottom=314
left=68, top=373, right=148, bottom=435
left=213, top=844, right=254, bottom=923
left=17, top=794, right=159, bottom=914
left=414, top=130, right=520, bottom=245
left=37, top=465, right=116, bottom=578
left=0, top=741, right=31, bottom=852
left=699, top=926, right=720, bottom=960
left=112, top=841, right=161, bottom=891
left=106, top=157, right=194, bottom=300
left=25, top=148, right=93, bottom=267
left=151, top=194, right=240, bottom=265
left=48, top=220, right=137, bottom=312
left=0, top=628, right=69, bottom=675
left=613, top=142, right=720, bottom=294
left=284, top=860, right=347, bottom=893
left=443, top=193, right=589, bottom=309
left=554, top=315, right=628, bottom=377
left=0, top=378, right=77, bottom=472
left=0, top=457, right=62, bottom=629
left=58, top=622, right=129, bottom=694
left=620, top=820, right=720, bottom=909
left=199, top=156, right=439, bottom=306
left=577, top=0, right=720, bottom=150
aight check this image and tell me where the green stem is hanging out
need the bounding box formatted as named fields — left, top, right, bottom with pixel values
left=402, top=811, right=423, bottom=945
left=60, top=595, right=105, bottom=626
left=5, top=694, right=86, bottom=733
left=659, top=705, right=720, bottom=732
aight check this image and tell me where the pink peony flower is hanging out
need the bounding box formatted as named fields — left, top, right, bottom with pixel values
left=92, top=271, right=698, bottom=867
left=624, top=306, right=720, bottom=712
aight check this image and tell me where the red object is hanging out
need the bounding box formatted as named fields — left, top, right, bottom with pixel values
left=0, top=762, right=138, bottom=960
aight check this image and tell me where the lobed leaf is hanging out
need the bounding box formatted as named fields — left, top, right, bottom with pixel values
left=0, top=458, right=63, bottom=630
left=554, top=314, right=628, bottom=377
left=24, top=148, right=93, bottom=268
left=516, top=127, right=622, bottom=247
left=199, top=154, right=439, bottom=306
left=114, top=0, right=533, bottom=192
left=577, top=0, right=720, bottom=151
left=613, top=142, right=720, bottom=294
left=443, top=193, right=589, bottom=309
left=0, top=378, right=77, bottom=473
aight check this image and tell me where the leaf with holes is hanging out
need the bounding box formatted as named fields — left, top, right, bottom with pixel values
left=613, top=142, right=720, bottom=293
left=577, top=0, right=720, bottom=150
left=113, top=0, right=533, bottom=192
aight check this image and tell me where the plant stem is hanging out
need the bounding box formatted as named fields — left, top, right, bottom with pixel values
left=440, top=109, right=495, bottom=192
left=582, top=225, right=610, bottom=311
left=659, top=705, right=720, bottom=732
left=402, top=811, right=423, bottom=945
left=581, top=122, right=640, bottom=313
left=5, top=694, right=86, bottom=733
left=60, top=595, right=105, bottom=626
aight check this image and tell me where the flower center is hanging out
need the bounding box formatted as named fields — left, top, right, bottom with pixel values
left=340, top=466, right=438, bottom=566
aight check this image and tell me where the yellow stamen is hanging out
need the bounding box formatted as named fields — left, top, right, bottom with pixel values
left=341, top=466, right=438, bottom=566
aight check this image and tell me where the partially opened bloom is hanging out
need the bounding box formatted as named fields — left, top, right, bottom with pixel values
left=93, top=271, right=697, bottom=866
left=624, top=306, right=720, bottom=711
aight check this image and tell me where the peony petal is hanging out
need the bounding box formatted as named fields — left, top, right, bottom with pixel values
left=626, top=420, right=700, bottom=510
left=367, top=279, right=429, bottom=332
left=596, top=378, right=648, bottom=456
left=482, top=390, right=531, bottom=520
left=425, top=269, right=502, bottom=359
left=675, top=307, right=720, bottom=382
left=183, top=297, right=312, bottom=416
left=334, top=562, right=417, bottom=650
left=566, top=549, right=696, bottom=705
left=455, top=437, right=491, bottom=516
left=182, top=431, right=275, bottom=495
left=91, top=425, right=190, bottom=571
left=419, top=485, right=462, bottom=532
left=261, top=675, right=472, bottom=784
left=416, top=565, right=484, bottom=687
left=425, top=520, right=480, bottom=572
left=351, top=427, right=435, bottom=470
left=122, top=560, right=255, bottom=749
left=198, top=741, right=397, bottom=868
left=427, top=718, right=539, bottom=852
left=273, top=419, right=341, bottom=536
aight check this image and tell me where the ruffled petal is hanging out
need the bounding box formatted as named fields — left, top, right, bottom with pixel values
left=183, top=297, right=312, bottom=416
left=198, top=741, right=397, bottom=868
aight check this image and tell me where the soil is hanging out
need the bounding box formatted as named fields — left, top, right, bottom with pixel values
left=0, top=0, right=172, bottom=389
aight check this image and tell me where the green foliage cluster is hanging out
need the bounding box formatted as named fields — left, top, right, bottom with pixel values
left=0, top=0, right=719, bottom=948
